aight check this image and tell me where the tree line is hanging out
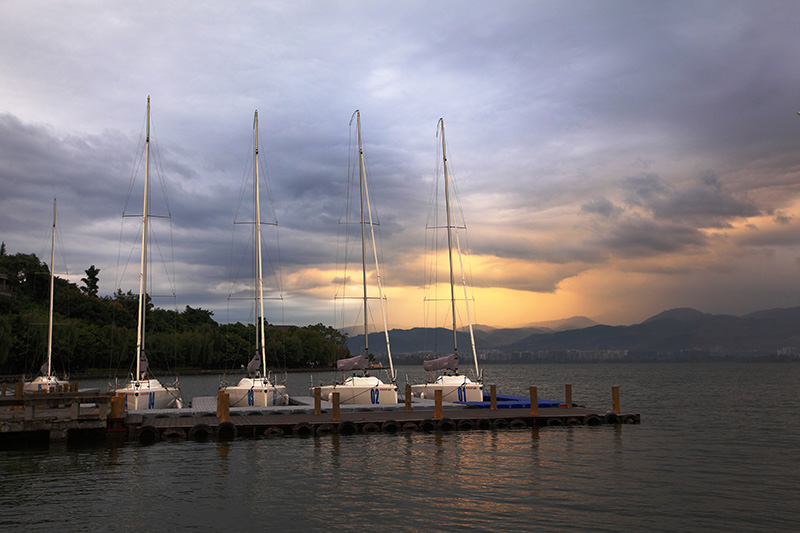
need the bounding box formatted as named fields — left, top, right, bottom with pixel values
left=0, top=246, right=350, bottom=377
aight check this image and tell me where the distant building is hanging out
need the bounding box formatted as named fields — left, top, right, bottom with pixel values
left=0, top=273, right=12, bottom=297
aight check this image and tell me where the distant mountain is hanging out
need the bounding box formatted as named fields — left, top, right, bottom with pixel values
left=346, top=326, right=550, bottom=355
left=518, top=316, right=598, bottom=331
left=505, top=307, right=800, bottom=355
left=641, top=308, right=716, bottom=324
left=346, top=307, right=800, bottom=358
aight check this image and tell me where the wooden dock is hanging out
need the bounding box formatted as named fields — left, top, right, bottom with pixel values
left=1, top=385, right=641, bottom=445
left=0, top=390, right=115, bottom=445
left=122, top=393, right=641, bottom=443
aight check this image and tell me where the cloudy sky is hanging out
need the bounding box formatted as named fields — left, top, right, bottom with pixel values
left=3, top=1, right=800, bottom=330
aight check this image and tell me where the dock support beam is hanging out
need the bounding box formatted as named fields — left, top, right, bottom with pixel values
left=564, top=384, right=572, bottom=408
left=314, top=387, right=321, bottom=415
left=612, top=386, right=621, bottom=414
left=434, top=389, right=442, bottom=419
left=490, top=384, right=497, bottom=410
left=404, top=384, right=412, bottom=412
left=332, top=392, right=340, bottom=422
left=218, top=392, right=230, bottom=423
left=530, top=386, right=538, bottom=416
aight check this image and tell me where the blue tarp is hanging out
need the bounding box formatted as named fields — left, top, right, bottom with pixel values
left=458, top=393, right=563, bottom=409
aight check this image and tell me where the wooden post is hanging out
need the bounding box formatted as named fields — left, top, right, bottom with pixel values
left=110, top=395, right=123, bottom=418
left=612, top=386, right=621, bottom=414
left=215, top=389, right=222, bottom=418
left=97, top=399, right=109, bottom=420
left=490, top=384, right=497, bottom=410
left=218, top=392, right=230, bottom=423
left=530, top=386, right=538, bottom=416
left=564, top=384, right=572, bottom=408
left=405, top=384, right=412, bottom=412
left=332, top=392, right=340, bottom=422
left=434, top=389, right=442, bottom=419
left=1, top=382, right=6, bottom=396
left=314, top=387, right=321, bottom=415
left=15, top=382, right=23, bottom=398
left=71, top=398, right=80, bottom=420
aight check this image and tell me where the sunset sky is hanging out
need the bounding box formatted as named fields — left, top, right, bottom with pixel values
left=3, top=1, right=800, bottom=330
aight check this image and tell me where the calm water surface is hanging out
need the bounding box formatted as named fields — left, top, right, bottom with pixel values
left=1, top=363, right=798, bottom=531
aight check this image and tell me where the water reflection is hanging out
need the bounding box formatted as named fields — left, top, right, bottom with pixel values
left=5, top=363, right=800, bottom=531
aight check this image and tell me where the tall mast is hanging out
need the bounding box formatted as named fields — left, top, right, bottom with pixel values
left=46, top=197, right=56, bottom=377
left=135, top=96, right=151, bottom=381
left=350, top=110, right=394, bottom=378
left=440, top=119, right=458, bottom=355
left=355, top=110, right=369, bottom=355
left=254, top=110, right=268, bottom=378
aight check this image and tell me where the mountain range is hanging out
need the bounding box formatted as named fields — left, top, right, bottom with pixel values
left=346, top=307, right=800, bottom=357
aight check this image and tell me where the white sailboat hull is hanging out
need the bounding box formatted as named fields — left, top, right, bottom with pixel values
left=410, top=375, right=483, bottom=402
left=315, top=375, right=398, bottom=405
left=222, top=377, right=289, bottom=407
left=24, top=375, right=69, bottom=393
left=115, top=379, right=183, bottom=410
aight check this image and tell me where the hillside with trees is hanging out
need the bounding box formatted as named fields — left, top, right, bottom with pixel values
left=0, top=246, right=349, bottom=378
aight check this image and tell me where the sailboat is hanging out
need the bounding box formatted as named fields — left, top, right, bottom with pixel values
left=410, top=118, right=483, bottom=402
left=24, top=197, right=70, bottom=393
left=113, top=96, right=183, bottom=410
left=220, top=110, right=289, bottom=407
left=313, top=110, right=398, bottom=405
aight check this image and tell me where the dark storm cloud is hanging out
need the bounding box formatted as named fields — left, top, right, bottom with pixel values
left=599, top=216, right=707, bottom=258
left=581, top=197, right=620, bottom=218
left=622, top=172, right=761, bottom=227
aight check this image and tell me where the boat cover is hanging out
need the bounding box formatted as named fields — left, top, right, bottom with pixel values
left=337, top=353, right=369, bottom=371
left=423, top=353, right=458, bottom=371
left=246, top=352, right=261, bottom=375
left=139, top=352, right=149, bottom=379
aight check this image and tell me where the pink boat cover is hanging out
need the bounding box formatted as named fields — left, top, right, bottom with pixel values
left=337, top=353, right=370, bottom=371
left=246, top=352, right=261, bottom=375
left=423, top=353, right=458, bottom=371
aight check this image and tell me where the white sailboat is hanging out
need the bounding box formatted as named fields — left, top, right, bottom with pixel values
left=221, top=110, right=288, bottom=407
left=113, top=96, right=183, bottom=410
left=411, top=118, right=483, bottom=403
left=24, top=197, right=70, bottom=393
left=313, top=110, right=398, bottom=405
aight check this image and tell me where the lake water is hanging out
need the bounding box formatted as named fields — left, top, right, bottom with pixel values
left=1, top=362, right=798, bottom=531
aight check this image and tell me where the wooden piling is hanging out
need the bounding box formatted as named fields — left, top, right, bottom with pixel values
left=314, top=387, right=321, bottom=415
left=218, top=392, right=230, bottom=423
left=405, top=384, right=412, bottom=412
left=332, top=392, right=340, bottom=422
left=564, top=384, right=572, bottom=408
left=434, top=389, right=442, bottom=419
left=612, top=386, right=621, bottom=414
left=490, top=385, right=497, bottom=410
left=15, top=382, right=23, bottom=398
left=1, top=382, right=6, bottom=396
left=530, top=386, right=538, bottom=416
left=110, top=395, right=123, bottom=418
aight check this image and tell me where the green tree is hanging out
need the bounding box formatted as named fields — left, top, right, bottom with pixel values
left=80, top=265, right=100, bottom=297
